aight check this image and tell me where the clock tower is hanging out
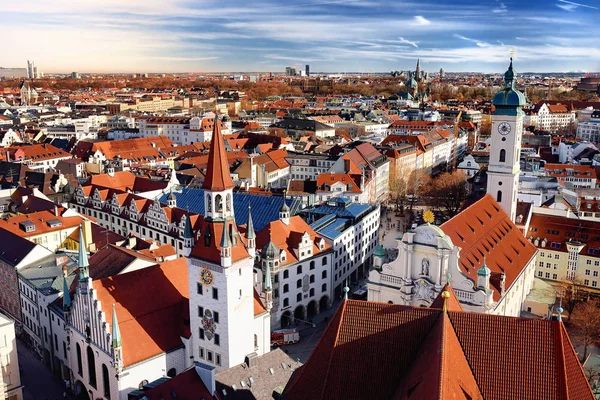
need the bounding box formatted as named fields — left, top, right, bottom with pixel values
left=187, top=114, right=259, bottom=370
left=487, top=59, right=526, bottom=222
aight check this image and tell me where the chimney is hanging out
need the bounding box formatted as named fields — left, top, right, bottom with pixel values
left=245, top=352, right=259, bottom=368
left=343, top=159, right=350, bottom=172
left=82, top=219, right=93, bottom=252
left=194, top=362, right=216, bottom=396
left=54, top=205, right=59, bottom=217
left=6, top=151, right=9, bottom=162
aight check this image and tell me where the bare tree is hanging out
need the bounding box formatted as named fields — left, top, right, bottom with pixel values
left=559, top=278, right=589, bottom=322
left=571, top=299, right=600, bottom=363
left=424, top=170, right=468, bottom=219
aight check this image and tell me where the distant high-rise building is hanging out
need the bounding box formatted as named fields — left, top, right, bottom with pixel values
left=71, top=72, right=80, bottom=79
left=33, top=66, right=38, bottom=79
left=27, top=60, right=35, bottom=79
left=285, top=67, right=297, bottom=76
left=305, top=64, right=310, bottom=76
left=0, top=67, right=28, bottom=78
left=440, top=67, right=445, bottom=79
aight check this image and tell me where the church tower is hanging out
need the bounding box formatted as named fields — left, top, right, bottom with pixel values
left=187, top=114, right=256, bottom=370
left=487, top=59, right=525, bottom=222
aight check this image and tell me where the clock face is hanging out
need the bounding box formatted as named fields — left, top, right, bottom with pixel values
left=200, top=268, right=214, bottom=286
left=498, top=122, right=511, bottom=135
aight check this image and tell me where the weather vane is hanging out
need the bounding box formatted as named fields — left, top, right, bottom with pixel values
left=509, top=48, right=515, bottom=59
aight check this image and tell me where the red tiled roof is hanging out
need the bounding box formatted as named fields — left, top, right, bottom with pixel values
left=284, top=300, right=593, bottom=400
left=94, top=259, right=189, bottom=367
left=440, top=194, right=537, bottom=301
left=131, top=367, right=215, bottom=400
left=202, top=117, right=235, bottom=191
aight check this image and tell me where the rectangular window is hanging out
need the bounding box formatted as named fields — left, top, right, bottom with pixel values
left=212, top=288, right=218, bottom=300
left=545, top=273, right=550, bottom=278
left=594, top=281, right=598, bottom=288
left=207, top=351, right=213, bottom=362
left=197, top=283, right=203, bottom=295
left=199, top=347, right=204, bottom=359
left=594, top=271, right=599, bottom=277
left=552, top=274, right=557, bottom=280
left=214, top=312, right=219, bottom=323
left=198, top=306, right=204, bottom=317
left=199, top=328, right=205, bottom=340
left=585, top=279, right=590, bottom=285
left=216, top=353, right=221, bottom=366
left=215, top=334, right=220, bottom=346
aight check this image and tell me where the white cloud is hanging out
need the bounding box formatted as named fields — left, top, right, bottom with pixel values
left=556, top=0, right=598, bottom=10
left=492, top=2, right=507, bottom=13
left=398, top=37, right=419, bottom=48
left=412, top=16, right=431, bottom=26
left=454, top=34, right=491, bottom=47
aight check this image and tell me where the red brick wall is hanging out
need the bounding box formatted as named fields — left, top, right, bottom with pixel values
left=0, top=261, right=21, bottom=321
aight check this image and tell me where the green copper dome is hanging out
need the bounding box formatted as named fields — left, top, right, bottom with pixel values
left=374, top=244, right=386, bottom=257
left=477, top=261, right=491, bottom=277
left=492, top=58, right=526, bottom=116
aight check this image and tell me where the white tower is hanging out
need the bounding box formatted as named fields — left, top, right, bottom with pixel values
left=487, top=58, right=525, bottom=222
left=187, top=115, right=256, bottom=370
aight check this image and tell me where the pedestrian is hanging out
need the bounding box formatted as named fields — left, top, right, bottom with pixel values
left=63, top=392, right=67, bottom=399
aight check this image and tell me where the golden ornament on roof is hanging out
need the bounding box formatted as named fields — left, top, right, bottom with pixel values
left=423, top=210, right=435, bottom=224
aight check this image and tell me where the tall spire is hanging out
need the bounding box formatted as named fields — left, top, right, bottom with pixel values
left=202, top=113, right=234, bottom=191
left=62, top=266, right=71, bottom=311
left=246, top=205, right=256, bottom=240
left=111, top=304, right=122, bottom=348
left=78, top=228, right=89, bottom=280
left=183, top=213, right=193, bottom=239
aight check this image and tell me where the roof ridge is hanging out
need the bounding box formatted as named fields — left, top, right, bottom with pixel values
left=317, top=299, right=348, bottom=400
left=559, top=321, right=595, bottom=398
left=555, top=321, right=569, bottom=400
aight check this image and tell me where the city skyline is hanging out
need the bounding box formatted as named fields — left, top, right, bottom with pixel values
left=1, top=0, right=599, bottom=74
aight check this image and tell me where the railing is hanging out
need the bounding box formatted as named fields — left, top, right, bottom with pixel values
left=380, top=274, right=403, bottom=286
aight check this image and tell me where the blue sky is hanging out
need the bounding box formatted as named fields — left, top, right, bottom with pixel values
left=1, top=0, right=599, bottom=73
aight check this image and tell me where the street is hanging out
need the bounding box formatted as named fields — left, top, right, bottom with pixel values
left=283, top=297, right=345, bottom=363
left=17, top=339, right=70, bottom=400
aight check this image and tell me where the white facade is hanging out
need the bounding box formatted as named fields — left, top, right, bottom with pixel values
left=367, top=223, right=536, bottom=317
left=0, top=313, right=23, bottom=400
left=457, top=154, right=480, bottom=177
left=576, top=119, right=600, bottom=145
left=536, top=103, right=576, bottom=133
left=286, top=154, right=336, bottom=181
left=139, top=117, right=231, bottom=145
left=486, top=112, right=523, bottom=222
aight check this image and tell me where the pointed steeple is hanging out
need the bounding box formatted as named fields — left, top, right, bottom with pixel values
left=62, top=266, right=71, bottom=312
left=78, top=228, right=89, bottom=280
left=220, top=224, right=231, bottom=249
left=504, top=57, right=515, bottom=88
left=246, top=205, right=256, bottom=240
left=111, top=304, right=122, bottom=348
left=264, top=257, right=272, bottom=291
left=183, top=213, right=193, bottom=239
left=202, top=114, right=234, bottom=191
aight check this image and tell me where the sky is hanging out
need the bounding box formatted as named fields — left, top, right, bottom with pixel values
left=1, top=0, right=599, bottom=74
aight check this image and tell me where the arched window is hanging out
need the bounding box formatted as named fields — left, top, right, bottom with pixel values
left=497, top=190, right=503, bottom=202
left=322, top=257, right=328, bottom=266
left=226, top=193, right=232, bottom=212
left=206, top=195, right=212, bottom=212
left=499, top=149, right=506, bottom=163
left=76, top=343, right=83, bottom=376
left=139, top=380, right=149, bottom=390
left=102, top=364, right=110, bottom=398
left=87, top=346, right=97, bottom=388
left=167, top=368, right=176, bottom=378
left=215, top=195, right=223, bottom=213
